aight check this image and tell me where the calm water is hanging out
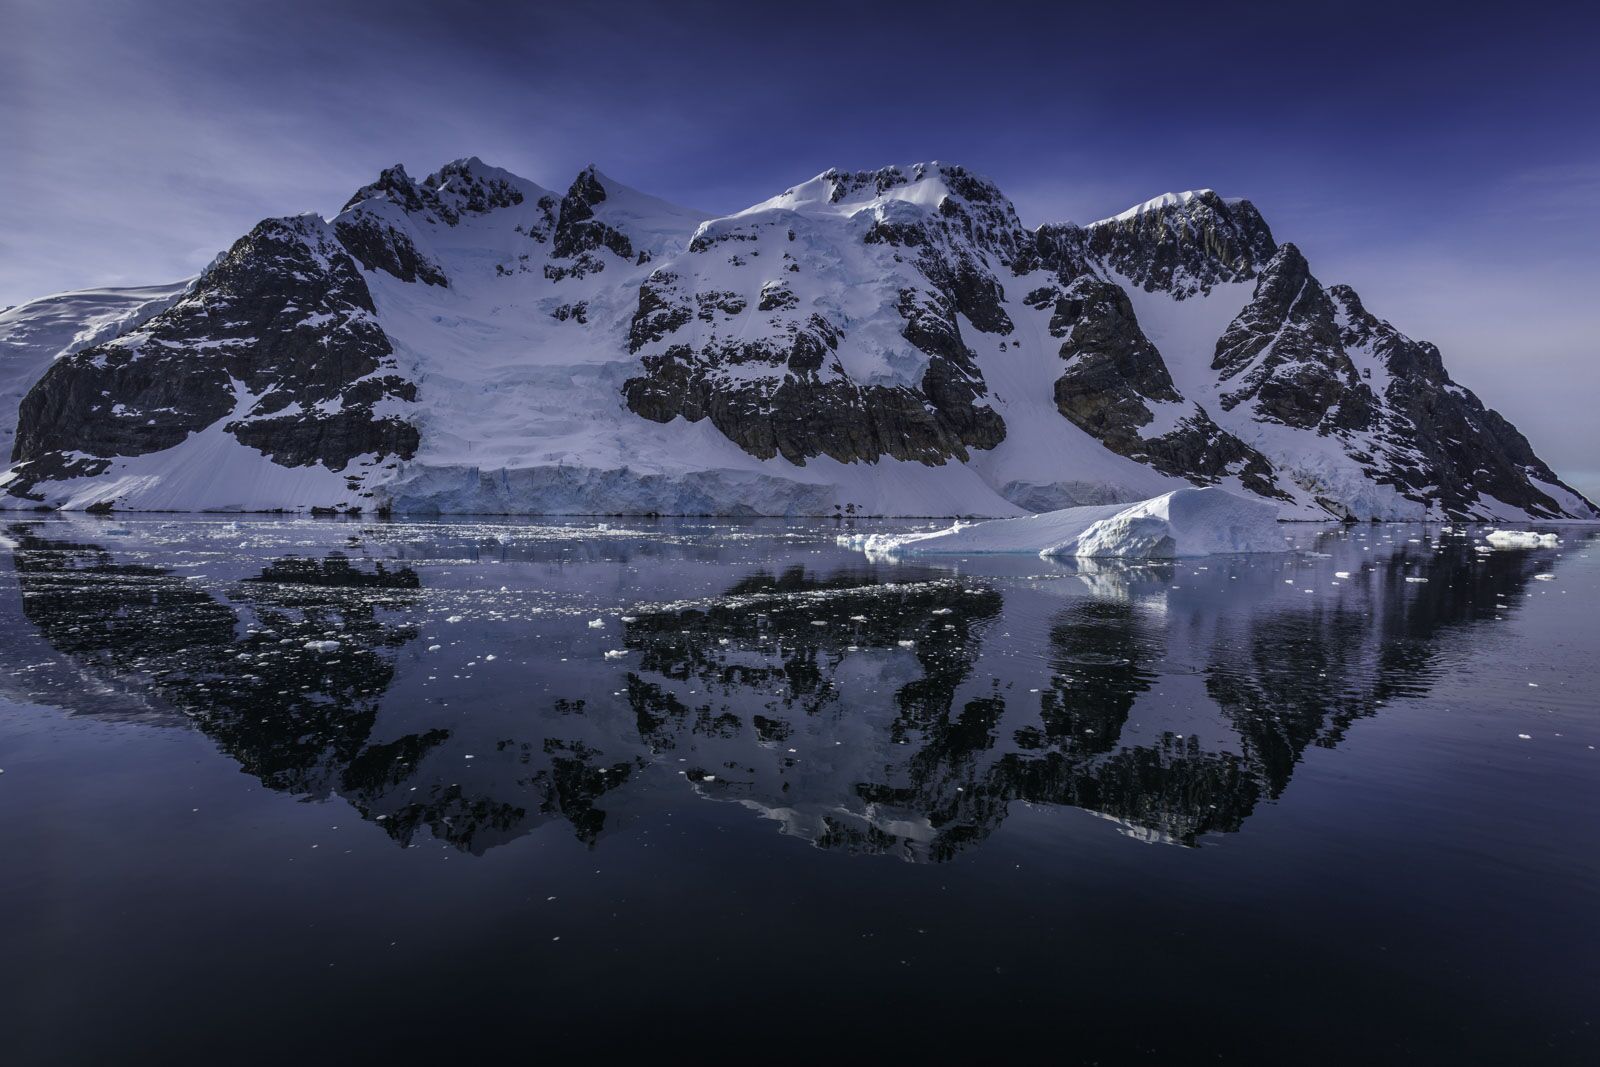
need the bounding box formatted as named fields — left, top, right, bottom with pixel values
left=1, top=516, right=1596, bottom=1064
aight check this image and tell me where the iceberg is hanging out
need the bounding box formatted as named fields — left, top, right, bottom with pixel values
left=841, top=486, right=1287, bottom=560
left=1484, top=530, right=1560, bottom=549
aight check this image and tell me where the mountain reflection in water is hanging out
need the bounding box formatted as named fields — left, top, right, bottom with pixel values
left=0, top=518, right=1576, bottom=859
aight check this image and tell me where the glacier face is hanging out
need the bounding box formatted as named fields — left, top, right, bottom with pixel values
left=0, top=159, right=1592, bottom=521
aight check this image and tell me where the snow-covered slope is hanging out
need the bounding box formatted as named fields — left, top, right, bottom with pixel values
left=2, top=161, right=1593, bottom=520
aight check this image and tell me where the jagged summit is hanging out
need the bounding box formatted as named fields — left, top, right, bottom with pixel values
left=739, top=162, right=1013, bottom=221
left=1097, top=188, right=1227, bottom=224
left=1, top=158, right=1591, bottom=521
left=1071, top=188, right=1278, bottom=298
left=557, top=164, right=709, bottom=261
left=341, top=157, right=543, bottom=221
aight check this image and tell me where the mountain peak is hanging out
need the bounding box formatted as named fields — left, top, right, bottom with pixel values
left=341, top=163, right=424, bottom=213
left=1095, top=189, right=1234, bottom=226
left=737, top=161, right=1012, bottom=224
left=552, top=166, right=705, bottom=263
left=340, top=157, right=543, bottom=228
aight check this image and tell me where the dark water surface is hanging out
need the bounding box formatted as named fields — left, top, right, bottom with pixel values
left=1, top=516, right=1596, bottom=1064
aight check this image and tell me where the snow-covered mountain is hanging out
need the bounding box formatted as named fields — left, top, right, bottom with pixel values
left=2, top=158, right=1592, bottom=520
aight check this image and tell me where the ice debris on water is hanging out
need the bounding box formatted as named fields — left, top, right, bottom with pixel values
left=588, top=619, right=604, bottom=629
left=303, top=640, right=340, bottom=652
left=603, top=649, right=628, bottom=660
left=1485, top=530, right=1559, bottom=549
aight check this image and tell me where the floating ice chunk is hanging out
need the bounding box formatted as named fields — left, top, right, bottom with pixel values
left=304, top=640, right=340, bottom=652
left=587, top=618, right=604, bottom=629
left=603, top=649, right=628, bottom=660
left=840, top=487, right=1286, bottom=560
left=445, top=615, right=465, bottom=623
left=1334, top=571, right=1352, bottom=579
left=1485, top=530, right=1559, bottom=549
left=1405, top=576, right=1428, bottom=583
left=897, top=639, right=916, bottom=648
left=1533, top=573, right=1556, bottom=581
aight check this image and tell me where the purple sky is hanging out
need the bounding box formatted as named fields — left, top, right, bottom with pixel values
left=4, top=0, right=1597, bottom=497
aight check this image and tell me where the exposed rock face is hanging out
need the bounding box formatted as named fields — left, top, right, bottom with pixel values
left=335, top=214, right=449, bottom=287
left=1036, top=276, right=1288, bottom=502
left=1086, top=190, right=1279, bottom=297
left=622, top=163, right=1010, bottom=466
left=1213, top=245, right=1378, bottom=432
left=8, top=215, right=417, bottom=502
left=1045, top=276, right=1180, bottom=434
left=0, top=281, right=190, bottom=465
left=1327, top=286, right=1581, bottom=517
left=553, top=166, right=634, bottom=262
left=623, top=290, right=1004, bottom=465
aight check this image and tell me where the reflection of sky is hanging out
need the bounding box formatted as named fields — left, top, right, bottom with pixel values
left=5, top=0, right=1597, bottom=497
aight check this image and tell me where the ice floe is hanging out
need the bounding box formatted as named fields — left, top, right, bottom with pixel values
left=1485, top=530, right=1560, bottom=549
